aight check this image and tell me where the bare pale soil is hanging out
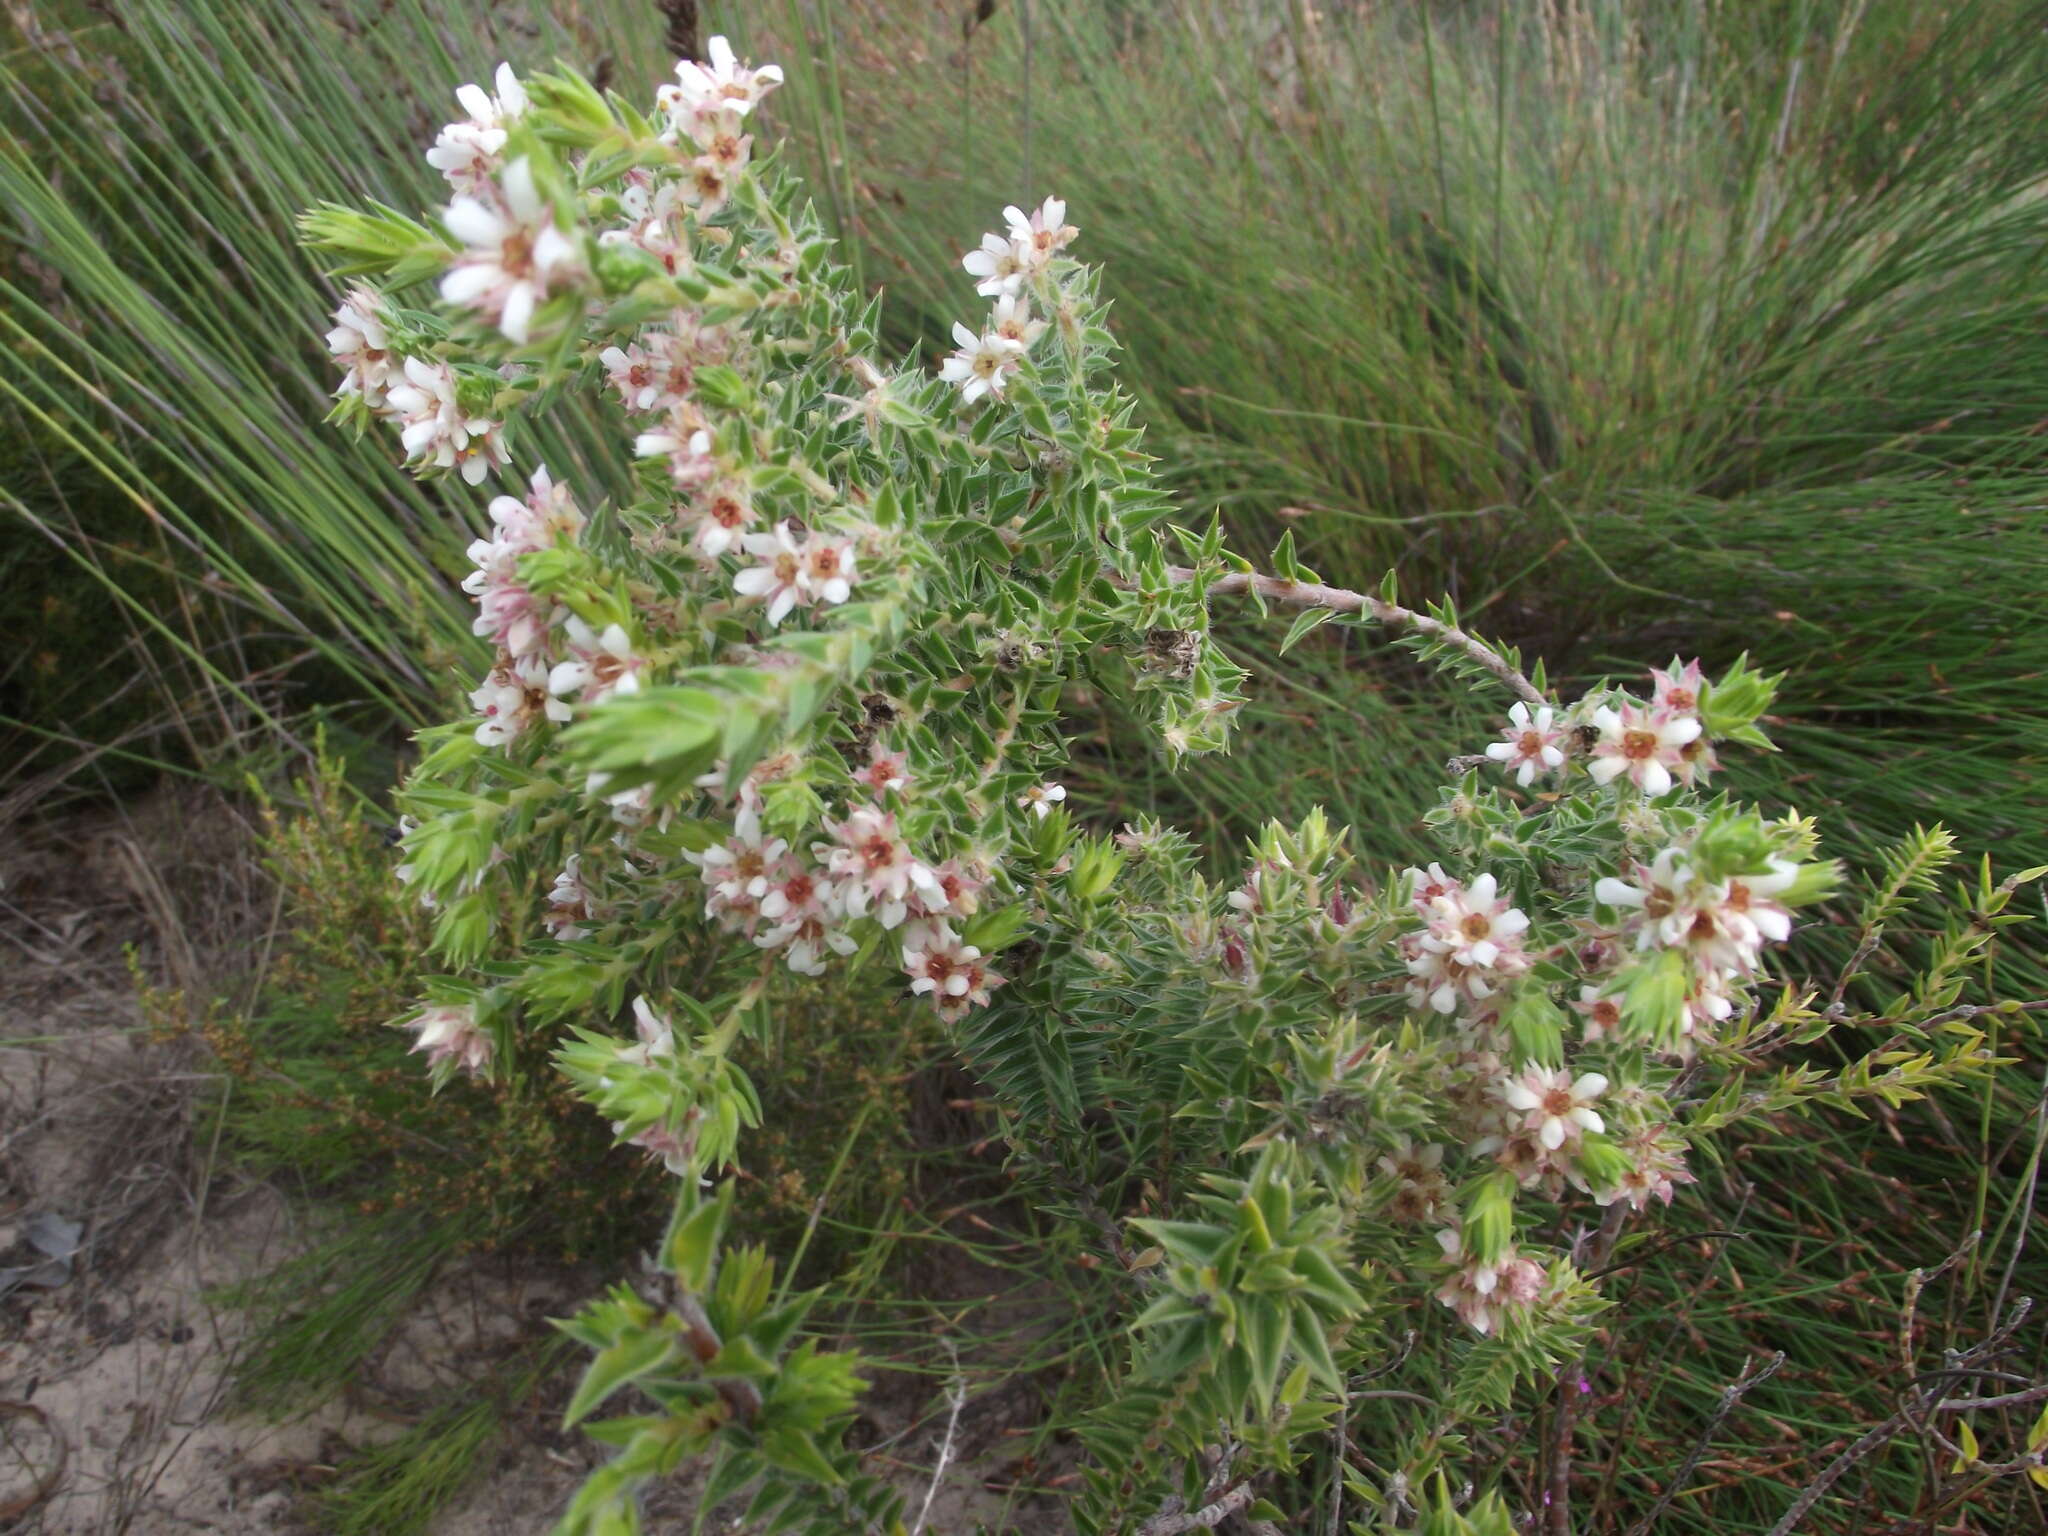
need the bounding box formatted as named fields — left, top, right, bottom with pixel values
left=0, top=790, right=1054, bottom=1534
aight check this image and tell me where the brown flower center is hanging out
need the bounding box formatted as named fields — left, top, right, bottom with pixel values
left=1621, top=729, right=1658, bottom=761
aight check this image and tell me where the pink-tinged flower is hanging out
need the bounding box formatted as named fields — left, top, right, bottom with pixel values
left=1426, top=873, right=1530, bottom=969
left=1484, top=701, right=1568, bottom=787
left=685, top=805, right=786, bottom=929
left=799, top=533, right=857, bottom=607
left=857, top=742, right=909, bottom=796
left=665, top=35, right=784, bottom=127
left=683, top=478, right=758, bottom=558
left=1595, top=1128, right=1696, bottom=1212
left=940, top=322, right=1025, bottom=404
left=384, top=357, right=508, bottom=484
left=634, top=410, right=717, bottom=488
left=1433, top=1229, right=1545, bottom=1337
left=906, top=858, right=988, bottom=923
left=733, top=523, right=808, bottom=625
left=1571, top=983, right=1622, bottom=1044
left=548, top=617, right=646, bottom=705
left=469, top=652, right=560, bottom=747
left=820, top=804, right=939, bottom=929
left=614, top=1117, right=695, bottom=1176
left=1599, top=850, right=1797, bottom=979
left=600, top=342, right=667, bottom=412
left=1002, top=196, right=1078, bottom=267
left=1405, top=873, right=1532, bottom=1016
left=902, top=922, right=987, bottom=1001
left=1403, top=861, right=1464, bottom=912
left=690, top=109, right=753, bottom=177
left=1500, top=1066, right=1607, bottom=1151
left=680, top=157, right=735, bottom=217
left=544, top=855, right=591, bottom=940
left=1673, top=732, right=1721, bottom=789
left=1016, top=781, right=1067, bottom=820
left=961, top=231, right=1031, bottom=298
left=426, top=63, right=528, bottom=194
left=911, top=939, right=1005, bottom=1020
left=757, top=912, right=856, bottom=976
left=757, top=856, right=832, bottom=925
left=403, top=1003, right=492, bottom=1079
left=441, top=157, right=584, bottom=346
left=616, top=995, right=676, bottom=1068
left=1475, top=1128, right=1574, bottom=1198
left=1377, top=1139, right=1448, bottom=1224
left=327, top=288, right=397, bottom=407
left=469, top=577, right=556, bottom=659
left=1587, top=702, right=1702, bottom=798
left=1648, top=658, right=1707, bottom=715
left=988, top=293, right=1046, bottom=350
left=464, top=465, right=586, bottom=617
left=1225, top=870, right=1264, bottom=916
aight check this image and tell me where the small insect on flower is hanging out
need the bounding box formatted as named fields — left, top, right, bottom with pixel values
left=940, top=322, right=1025, bottom=404
left=1483, top=701, right=1568, bottom=787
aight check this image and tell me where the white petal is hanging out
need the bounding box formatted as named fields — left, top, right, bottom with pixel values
left=1539, top=1118, right=1566, bottom=1151
left=500, top=280, right=536, bottom=344
left=1640, top=761, right=1673, bottom=797
left=1572, top=1073, right=1608, bottom=1099
left=1594, top=878, right=1644, bottom=907
left=443, top=197, right=505, bottom=246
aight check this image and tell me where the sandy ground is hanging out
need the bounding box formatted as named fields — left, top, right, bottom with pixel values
left=0, top=790, right=1061, bottom=1535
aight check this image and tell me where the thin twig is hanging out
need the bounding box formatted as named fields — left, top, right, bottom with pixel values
left=909, top=1352, right=969, bottom=1536
left=1124, top=564, right=1549, bottom=706
left=1622, top=1352, right=1785, bottom=1536
left=1766, top=1297, right=2038, bottom=1536
left=1137, top=1479, right=1258, bottom=1535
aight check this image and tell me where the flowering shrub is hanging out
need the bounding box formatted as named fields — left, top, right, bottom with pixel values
left=304, top=38, right=2042, bottom=1536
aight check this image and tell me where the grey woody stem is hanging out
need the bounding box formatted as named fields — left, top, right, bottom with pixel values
left=1151, top=564, right=1549, bottom=708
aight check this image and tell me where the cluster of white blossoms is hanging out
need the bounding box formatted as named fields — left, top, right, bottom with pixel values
left=1477, top=659, right=1717, bottom=799
left=327, top=296, right=511, bottom=484
left=681, top=765, right=1005, bottom=1020
left=654, top=34, right=783, bottom=216
left=1402, top=867, right=1533, bottom=1016
left=1354, top=657, right=1795, bottom=1331
left=942, top=198, right=1075, bottom=403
